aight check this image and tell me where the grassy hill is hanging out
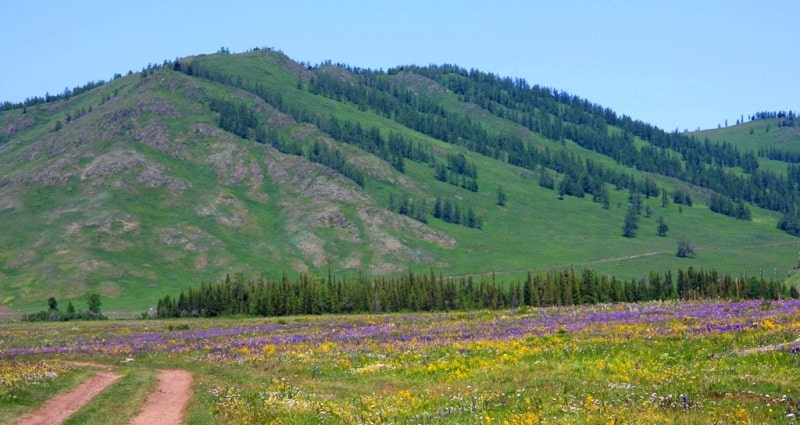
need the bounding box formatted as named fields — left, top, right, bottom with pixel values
left=1, top=48, right=798, bottom=313
left=692, top=117, right=800, bottom=287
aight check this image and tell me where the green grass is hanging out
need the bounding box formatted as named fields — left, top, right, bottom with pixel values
left=694, top=118, right=800, bottom=151
left=62, top=369, right=158, bottom=425
left=693, top=119, right=800, bottom=174
left=414, top=151, right=798, bottom=282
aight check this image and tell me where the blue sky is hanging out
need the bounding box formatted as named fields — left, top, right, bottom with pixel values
left=1, top=0, right=797, bottom=131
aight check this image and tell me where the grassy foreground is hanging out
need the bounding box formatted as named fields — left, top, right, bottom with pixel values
left=1, top=300, right=799, bottom=424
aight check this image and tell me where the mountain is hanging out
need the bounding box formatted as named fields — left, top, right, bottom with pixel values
left=1, top=48, right=798, bottom=313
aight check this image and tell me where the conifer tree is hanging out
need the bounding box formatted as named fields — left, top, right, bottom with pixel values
left=496, top=185, right=506, bottom=206
left=622, top=207, right=639, bottom=238
left=656, top=216, right=669, bottom=236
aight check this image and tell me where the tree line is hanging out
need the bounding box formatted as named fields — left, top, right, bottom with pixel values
left=434, top=153, right=479, bottom=192
left=388, top=192, right=428, bottom=223
left=387, top=192, right=483, bottom=229
left=432, top=196, right=483, bottom=228
left=751, top=111, right=797, bottom=127
left=208, top=96, right=367, bottom=186
left=708, top=193, right=752, bottom=220
left=308, top=68, right=497, bottom=156
left=758, top=147, right=800, bottom=164
left=152, top=267, right=797, bottom=318
left=778, top=209, right=800, bottom=237
left=1, top=80, right=108, bottom=112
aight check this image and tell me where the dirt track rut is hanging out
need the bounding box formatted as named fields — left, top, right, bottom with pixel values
left=13, top=367, right=193, bottom=425
left=15, top=371, right=121, bottom=425
left=127, top=369, right=193, bottom=425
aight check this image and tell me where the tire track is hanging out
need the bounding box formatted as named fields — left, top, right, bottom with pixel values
left=15, top=370, right=121, bottom=425
left=127, top=369, right=193, bottom=425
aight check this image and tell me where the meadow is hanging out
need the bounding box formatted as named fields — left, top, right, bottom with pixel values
left=1, top=299, right=799, bottom=424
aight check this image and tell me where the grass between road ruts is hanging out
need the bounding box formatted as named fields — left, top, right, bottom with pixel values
left=61, top=368, right=158, bottom=425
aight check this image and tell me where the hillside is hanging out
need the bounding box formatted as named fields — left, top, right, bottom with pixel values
left=690, top=115, right=800, bottom=287
left=1, top=48, right=798, bottom=313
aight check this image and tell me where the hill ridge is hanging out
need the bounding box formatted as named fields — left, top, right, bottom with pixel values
left=1, top=48, right=798, bottom=312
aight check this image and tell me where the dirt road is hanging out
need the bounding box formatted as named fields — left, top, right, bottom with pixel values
left=15, top=371, right=121, bottom=425
left=127, top=369, right=193, bottom=425
left=13, top=367, right=193, bottom=425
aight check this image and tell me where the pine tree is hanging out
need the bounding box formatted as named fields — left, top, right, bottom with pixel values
left=622, top=207, right=639, bottom=238
left=87, top=293, right=102, bottom=314
left=656, top=216, right=669, bottom=236
left=594, top=184, right=610, bottom=209
left=48, top=297, right=58, bottom=311
left=538, top=167, right=554, bottom=189
left=433, top=197, right=442, bottom=219
left=496, top=185, right=506, bottom=206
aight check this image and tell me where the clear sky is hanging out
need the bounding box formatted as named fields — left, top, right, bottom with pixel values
left=1, top=0, right=797, bottom=131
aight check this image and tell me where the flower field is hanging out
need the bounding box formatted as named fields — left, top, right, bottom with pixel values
left=2, top=300, right=799, bottom=424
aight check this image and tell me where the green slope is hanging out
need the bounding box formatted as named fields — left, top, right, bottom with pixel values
left=1, top=49, right=797, bottom=314
left=690, top=117, right=800, bottom=285
left=693, top=118, right=800, bottom=174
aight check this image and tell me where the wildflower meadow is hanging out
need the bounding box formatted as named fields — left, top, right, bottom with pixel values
left=1, top=299, right=799, bottom=424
